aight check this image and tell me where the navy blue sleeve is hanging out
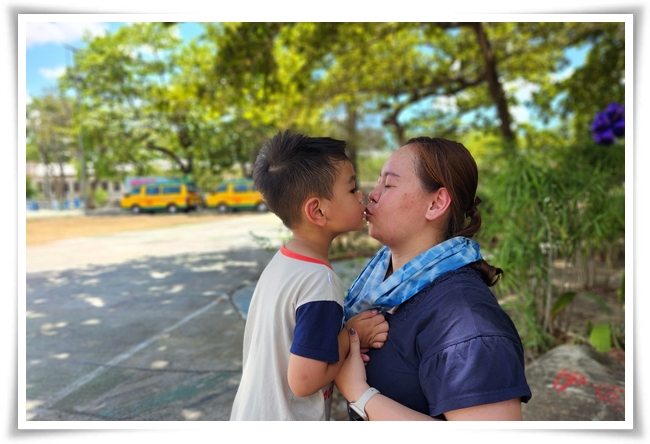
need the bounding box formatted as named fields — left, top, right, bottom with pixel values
left=290, top=300, right=343, bottom=363
left=420, top=335, right=532, bottom=416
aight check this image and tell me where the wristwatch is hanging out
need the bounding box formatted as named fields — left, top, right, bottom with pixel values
left=348, top=387, right=380, bottom=421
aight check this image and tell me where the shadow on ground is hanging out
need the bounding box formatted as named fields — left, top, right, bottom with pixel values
left=26, top=247, right=274, bottom=421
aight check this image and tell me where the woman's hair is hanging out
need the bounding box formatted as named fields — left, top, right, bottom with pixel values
left=253, top=130, right=349, bottom=229
left=405, top=136, right=503, bottom=286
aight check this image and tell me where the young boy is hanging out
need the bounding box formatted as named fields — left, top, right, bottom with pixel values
left=229, top=130, right=389, bottom=421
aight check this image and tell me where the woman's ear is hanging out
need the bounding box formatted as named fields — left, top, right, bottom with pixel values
left=425, top=188, right=451, bottom=221
left=304, top=196, right=328, bottom=227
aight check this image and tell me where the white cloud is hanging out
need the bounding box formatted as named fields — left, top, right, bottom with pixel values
left=40, top=66, right=66, bottom=79
left=25, top=22, right=109, bottom=48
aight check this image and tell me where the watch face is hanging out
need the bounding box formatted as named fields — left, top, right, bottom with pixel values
left=348, top=404, right=366, bottom=421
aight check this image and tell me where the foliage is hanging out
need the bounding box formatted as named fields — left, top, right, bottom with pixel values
left=26, top=177, right=38, bottom=199
left=93, top=186, right=109, bottom=207
left=531, top=22, right=625, bottom=142
left=477, top=135, right=624, bottom=355
left=356, top=150, right=391, bottom=184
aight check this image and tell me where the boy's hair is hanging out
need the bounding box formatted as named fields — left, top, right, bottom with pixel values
left=253, top=130, right=349, bottom=229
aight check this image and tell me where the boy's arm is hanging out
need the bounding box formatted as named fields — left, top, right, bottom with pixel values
left=287, top=326, right=352, bottom=397
left=287, top=310, right=388, bottom=397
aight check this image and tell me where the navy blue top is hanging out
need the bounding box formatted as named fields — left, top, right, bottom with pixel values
left=365, top=266, right=532, bottom=419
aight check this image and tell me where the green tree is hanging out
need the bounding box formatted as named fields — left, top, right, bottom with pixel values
left=26, top=91, right=76, bottom=203
left=530, top=22, right=625, bottom=142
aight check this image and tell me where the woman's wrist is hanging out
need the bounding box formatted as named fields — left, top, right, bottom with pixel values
left=346, top=382, right=371, bottom=403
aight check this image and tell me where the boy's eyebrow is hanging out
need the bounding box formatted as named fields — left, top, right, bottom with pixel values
left=348, top=174, right=357, bottom=184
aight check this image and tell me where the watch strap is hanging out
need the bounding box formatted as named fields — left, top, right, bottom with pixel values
left=351, top=387, right=380, bottom=418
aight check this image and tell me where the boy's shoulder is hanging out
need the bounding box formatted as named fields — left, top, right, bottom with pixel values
left=258, top=247, right=344, bottom=301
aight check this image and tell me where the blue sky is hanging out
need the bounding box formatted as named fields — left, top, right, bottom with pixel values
left=25, top=21, right=205, bottom=99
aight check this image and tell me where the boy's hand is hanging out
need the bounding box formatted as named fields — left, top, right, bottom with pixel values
left=345, top=309, right=389, bottom=349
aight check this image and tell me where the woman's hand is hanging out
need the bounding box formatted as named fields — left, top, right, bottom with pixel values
left=334, top=328, right=371, bottom=402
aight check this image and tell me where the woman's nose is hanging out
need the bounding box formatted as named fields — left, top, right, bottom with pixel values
left=367, top=188, right=379, bottom=204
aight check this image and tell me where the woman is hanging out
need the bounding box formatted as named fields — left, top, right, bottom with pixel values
left=335, top=137, right=532, bottom=421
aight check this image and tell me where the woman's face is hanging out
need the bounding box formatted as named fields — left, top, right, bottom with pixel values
left=364, top=145, right=437, bottom=249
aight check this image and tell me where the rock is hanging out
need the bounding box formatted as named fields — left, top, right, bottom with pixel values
left=522, top=344, right=625, bottom=421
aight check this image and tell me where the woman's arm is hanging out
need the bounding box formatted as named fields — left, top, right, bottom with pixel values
left=444, top=398, right=522, bottom=420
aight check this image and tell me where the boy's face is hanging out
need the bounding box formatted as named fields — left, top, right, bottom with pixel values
left=323, top=160, right=366, bottom=235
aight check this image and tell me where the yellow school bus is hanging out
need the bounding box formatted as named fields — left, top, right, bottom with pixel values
left=204, top=178, right=268, bottom=213
left=120, top=181, right=203, bottom=214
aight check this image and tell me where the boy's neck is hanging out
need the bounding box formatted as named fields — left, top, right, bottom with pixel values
left=284, top=229, right=334, bottom=264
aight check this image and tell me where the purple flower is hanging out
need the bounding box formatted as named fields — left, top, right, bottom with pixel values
left=613, top=119, right=625, bottom=138
left=592, top=128, right=615, bottom=146
left=591, top=112, right=611, bottom=133
left=606, top=103, right=624, bottom=123
left=591, top=102, right=625, bottom=145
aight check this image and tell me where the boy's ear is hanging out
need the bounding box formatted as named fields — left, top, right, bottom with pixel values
left=304, top=196, right=328, bottom=227
left=425, top=187, right=451, bottom=221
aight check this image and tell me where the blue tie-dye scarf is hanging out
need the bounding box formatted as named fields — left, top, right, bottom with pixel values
left=344, top=236, right=482, bottom=320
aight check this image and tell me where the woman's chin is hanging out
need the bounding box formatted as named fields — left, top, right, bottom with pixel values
left=366, top=225, right=382, bottom=243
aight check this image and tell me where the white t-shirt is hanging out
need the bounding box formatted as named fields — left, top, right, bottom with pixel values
left=230, top=246, right=345, bottom=420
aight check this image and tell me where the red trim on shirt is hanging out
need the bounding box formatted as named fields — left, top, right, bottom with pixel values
left=280, top=245, right=333, bottom=270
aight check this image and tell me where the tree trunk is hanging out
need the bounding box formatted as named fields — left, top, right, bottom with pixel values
left=87, top=178, right=99, bottom=209
left=470, top=22, right=516, bottom=146
left=58, top=161, right=66, bottom=203
left=345, top=103, right=359, bottom=175
left=382, top=111, right=406, bottom=147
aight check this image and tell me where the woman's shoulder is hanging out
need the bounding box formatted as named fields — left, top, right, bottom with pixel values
left=394, top=266, right=521, bottom=351
left=400, top=266, right=490, bottom=313
left=433, top=265, right=485, bottom=288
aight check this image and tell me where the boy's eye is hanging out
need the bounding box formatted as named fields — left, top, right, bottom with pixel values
left=350, top=187, right=358, bottom=194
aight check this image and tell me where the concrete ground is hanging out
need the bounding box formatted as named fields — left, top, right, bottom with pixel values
left=23, top=211, right=367, bottom=423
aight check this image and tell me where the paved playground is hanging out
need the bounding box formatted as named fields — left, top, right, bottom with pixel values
left=24, top=212, right=367, bottom=422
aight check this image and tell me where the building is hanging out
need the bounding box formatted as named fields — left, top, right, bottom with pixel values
left=26, top=162, right=126, bottom=208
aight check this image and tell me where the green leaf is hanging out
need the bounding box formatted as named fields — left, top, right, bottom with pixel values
left=551, top=291, right=577, bottom=319
left=589, top=323, right=612, bottom=353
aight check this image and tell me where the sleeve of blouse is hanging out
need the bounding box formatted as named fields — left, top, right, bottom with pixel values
left=420, top=335, right=532, bottom=417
